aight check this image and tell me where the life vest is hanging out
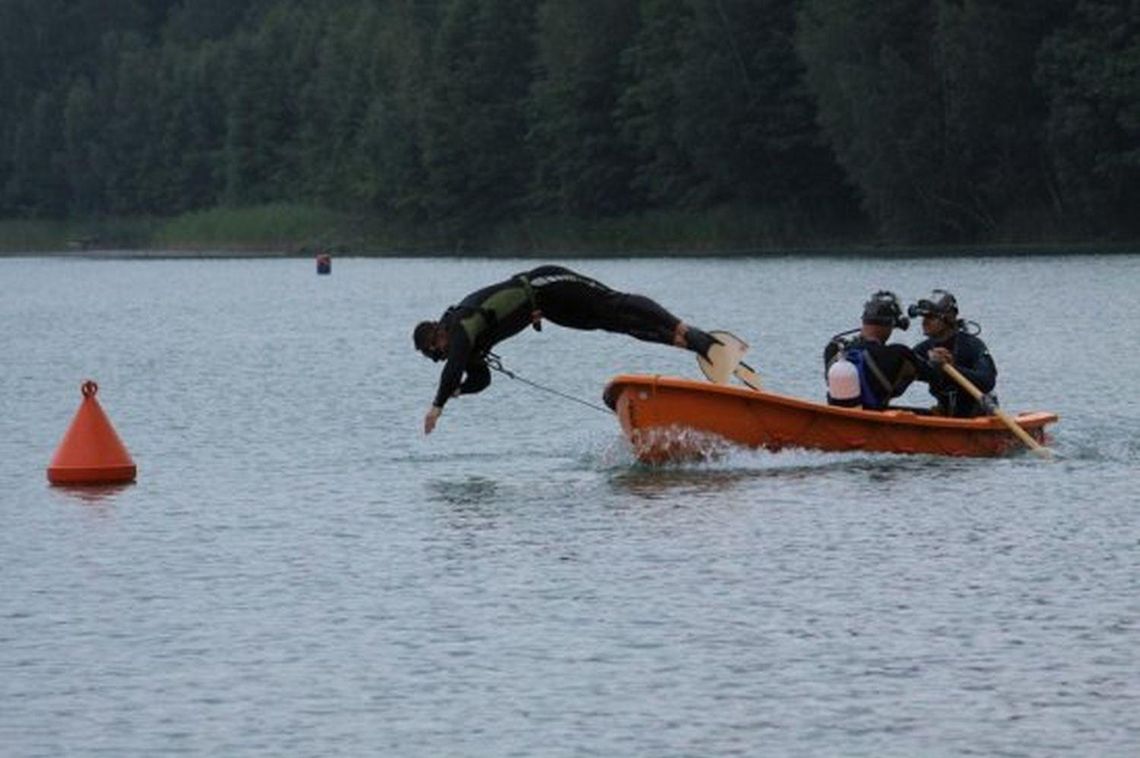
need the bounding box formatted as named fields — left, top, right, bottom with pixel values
left=441, top=275, right=541, bottom=347
left=440, top=303, right=485, bottom=330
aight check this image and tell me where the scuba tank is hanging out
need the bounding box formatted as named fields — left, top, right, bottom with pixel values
left=824, top=328, right=861, bottom=408
left=827, top=351, right=862, bottom=408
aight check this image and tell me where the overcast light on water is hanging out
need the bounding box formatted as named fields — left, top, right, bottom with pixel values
left=1, top=253, right=1138, bottom=757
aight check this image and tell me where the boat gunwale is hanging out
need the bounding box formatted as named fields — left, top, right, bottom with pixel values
left=603, top=374, right=1059, bottom=430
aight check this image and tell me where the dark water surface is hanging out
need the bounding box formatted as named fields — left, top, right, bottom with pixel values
left=2, top=255, right=1137, bottom=756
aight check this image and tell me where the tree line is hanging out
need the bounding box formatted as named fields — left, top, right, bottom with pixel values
left=1, top=0, right=1136, bottom=246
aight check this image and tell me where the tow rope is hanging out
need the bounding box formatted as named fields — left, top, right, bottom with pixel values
left=485, top=352, right=612, bottom=415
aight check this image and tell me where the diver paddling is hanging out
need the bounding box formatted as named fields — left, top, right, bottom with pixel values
left=414, top=265, right=724, bottom=434
left=909, top=290, right=998, bottom=417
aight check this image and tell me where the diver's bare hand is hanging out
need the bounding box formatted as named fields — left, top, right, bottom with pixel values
left=929, top=347, right=954, bottom=365
left=424, top=406, right=442, bottom=435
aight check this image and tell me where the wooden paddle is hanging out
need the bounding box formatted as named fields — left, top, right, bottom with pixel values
left=941, top=363, right=1053, bottom=459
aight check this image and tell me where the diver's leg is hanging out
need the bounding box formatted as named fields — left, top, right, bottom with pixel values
left=543, top=285, right=718, bottom=358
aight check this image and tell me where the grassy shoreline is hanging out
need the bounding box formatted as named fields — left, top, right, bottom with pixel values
left=1, top=204, right=1135, bottom=257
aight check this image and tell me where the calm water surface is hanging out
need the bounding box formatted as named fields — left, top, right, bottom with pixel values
left=1, top=254, right=1137, bottom=757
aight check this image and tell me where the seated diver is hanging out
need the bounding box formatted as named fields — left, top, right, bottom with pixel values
left=908, top=289, right=998, bottom=417
left=413, top=264, right=722, bottom=434
left=823, top=291, right=920, bottom=410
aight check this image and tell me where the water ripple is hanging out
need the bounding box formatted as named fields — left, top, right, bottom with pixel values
left=2, top=256, right=1138, bottom=757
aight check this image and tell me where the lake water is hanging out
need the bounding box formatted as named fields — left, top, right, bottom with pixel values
left=1, top=253, right=1137, bottom=757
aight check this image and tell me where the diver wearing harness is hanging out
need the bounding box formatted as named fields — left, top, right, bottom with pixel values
left=413, top=265, right=721, bottom=434
left=909, top=290, right=997, bottom=417
left=823, top=291, right=920, bottom=410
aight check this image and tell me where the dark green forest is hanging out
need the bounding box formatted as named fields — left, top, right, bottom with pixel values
left=1, top=0, right=1137, bottom=249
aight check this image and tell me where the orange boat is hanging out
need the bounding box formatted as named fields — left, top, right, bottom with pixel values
left=603, top=374, right=1058, bottom=463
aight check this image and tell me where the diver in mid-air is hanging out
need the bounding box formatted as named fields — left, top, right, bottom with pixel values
left=413, top=265, right=722, bottom=434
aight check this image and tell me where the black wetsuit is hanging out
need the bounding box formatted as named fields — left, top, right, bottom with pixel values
left=823, top=336, right=920, bottom=409
left=431, top=265, right=701, bottom=409
left=913, top=330, right=997, bottom=417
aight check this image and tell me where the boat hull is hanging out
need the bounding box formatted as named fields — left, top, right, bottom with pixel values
left=603, top=375, right=1058, bottom=463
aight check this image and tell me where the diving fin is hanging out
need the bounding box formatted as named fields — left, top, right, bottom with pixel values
left=697, top=330, right=749, bottom=385
left=733, top=361, right=762, bottom=391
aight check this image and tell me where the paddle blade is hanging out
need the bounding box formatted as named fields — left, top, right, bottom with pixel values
left=941, top=363, right=1054, bottom=459
left=697, top=330, right=749, bottom=385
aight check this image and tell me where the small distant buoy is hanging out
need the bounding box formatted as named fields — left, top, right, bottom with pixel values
left=47, top=381, right=136, bottom=485
left=316, top=253, right=331, bottom=275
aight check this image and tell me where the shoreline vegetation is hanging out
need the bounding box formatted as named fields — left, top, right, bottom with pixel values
left=2, top=204, right=1135, bottom=259
left=5, top=4, right=1136, bottom=262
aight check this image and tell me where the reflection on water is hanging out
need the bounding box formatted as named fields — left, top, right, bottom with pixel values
left=49, top=482, right=134, bottom=505
left=426, top=475, right=501, bottom=507
left=607, top=446, right=947, bottom=494
left=424, top=476, right=512, bottom=537
left=607, top=466, right=755, bottom=500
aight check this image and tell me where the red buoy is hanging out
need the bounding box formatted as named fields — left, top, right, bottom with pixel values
left=47, top=381, right=136, bottom=485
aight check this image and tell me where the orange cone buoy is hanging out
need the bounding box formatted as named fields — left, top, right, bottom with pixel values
left=47, top=381, right=136, bottom=485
